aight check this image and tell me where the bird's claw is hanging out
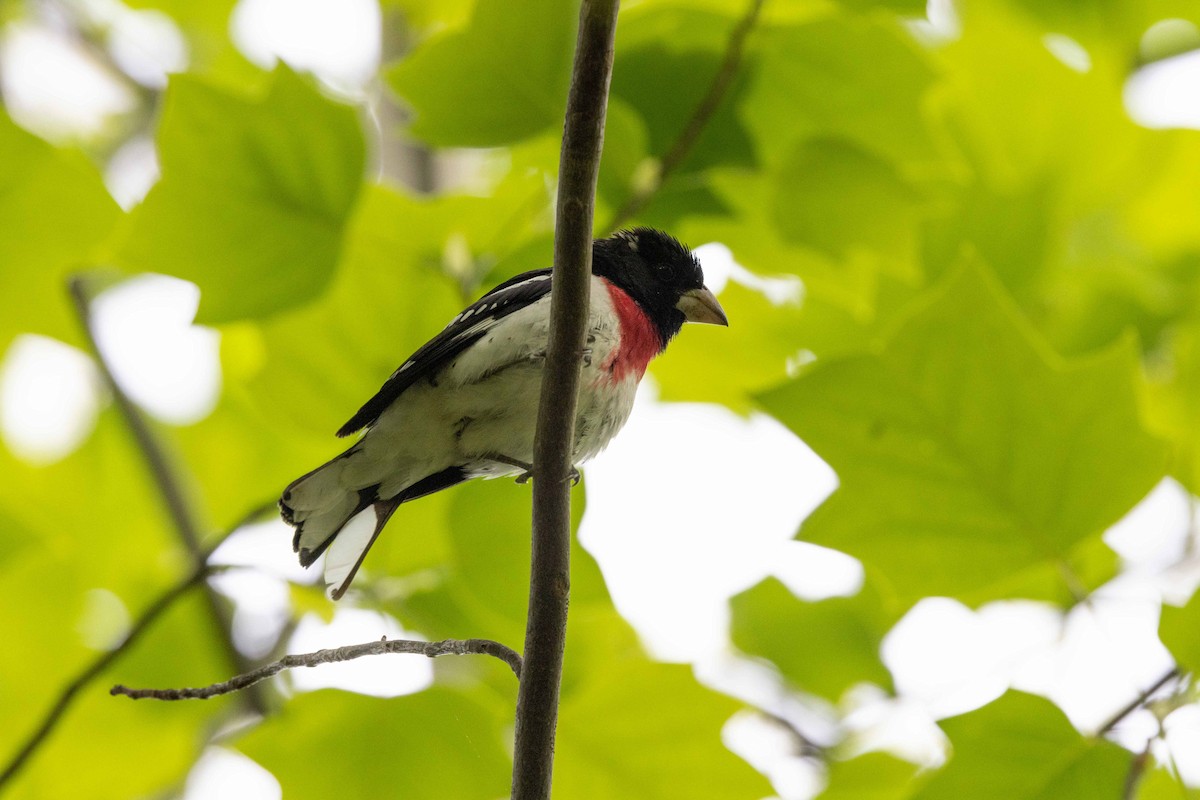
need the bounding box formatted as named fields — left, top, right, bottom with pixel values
left=513, top=466, right=580, bottom=486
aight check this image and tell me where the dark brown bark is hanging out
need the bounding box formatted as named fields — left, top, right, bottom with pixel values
left=510, top=2, right=620, bottom=798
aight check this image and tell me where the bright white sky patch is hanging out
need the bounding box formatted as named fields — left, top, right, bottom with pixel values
left=209, top=569, right=292, bottom=660
left=724, top=711, right=824, bottom=800
left=1017, top=584, right=1177, bottom=732
left=0, top=22, right=136, bottom=142
left=102, top=4, right=188, bottom=89
left=1105, top=478, right=1194, bottom=570
left=840, top=685, right=948, bottom=767
left=695, top=241, right=803, bottom=304
left=212, top=518, right=319, bottom=585
left=231, top=0, right=381, bottom=93
left=0, top=335, right=103, bottom=464
left=693, top=242, right=736, bottom=294
left=104, top=134, right=160, bottom=209
left=285, top=609, right=433, bottom=697
left=882, top=597, right=1062, bottom=720
left=1164, top=705, right=1200, bottom=786
left=772, top=541, right=863, bottom=601
left=91, top=275, right=221, bottom=425
left=581, top=386, right=837, bottom=662
left=909, top=0, right=960, bottom=44
left=1126, top=50, right=1200, bottom=129
left=184, top=747, right=281, bottom=800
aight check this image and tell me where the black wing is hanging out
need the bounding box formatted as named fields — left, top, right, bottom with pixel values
left=336, top=269, right=554, bottom=437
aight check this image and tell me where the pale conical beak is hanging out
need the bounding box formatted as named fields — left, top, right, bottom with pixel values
left=676, top=286, right=729, bottom=326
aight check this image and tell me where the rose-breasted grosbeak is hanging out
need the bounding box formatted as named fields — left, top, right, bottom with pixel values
left=280, top=227, right=727, bottom=598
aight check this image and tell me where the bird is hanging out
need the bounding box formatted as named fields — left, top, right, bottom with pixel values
left=279, top=227, right=728, bottom=599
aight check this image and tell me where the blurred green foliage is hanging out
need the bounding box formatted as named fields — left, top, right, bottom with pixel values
left=1, top=0, right=1198, bottom=797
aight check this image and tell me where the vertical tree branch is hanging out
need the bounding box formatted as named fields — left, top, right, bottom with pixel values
left=511, top=2, right=620, bottom=798
left=68, top=276, right=268, bottom=715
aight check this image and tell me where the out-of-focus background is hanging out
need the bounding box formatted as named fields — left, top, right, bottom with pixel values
left=1, top=0, right=1199, bottom=797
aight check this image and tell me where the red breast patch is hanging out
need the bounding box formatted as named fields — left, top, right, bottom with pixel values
left=602, top=279, right=662, bottom=382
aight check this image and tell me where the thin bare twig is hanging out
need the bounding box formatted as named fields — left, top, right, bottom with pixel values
left=68, top=275, right=268, bottom=713
left=0, top=502, right=270, bottom=791
left=511, top=1, right=620, bottom=798
left=604, top=0, right=765, bottom=232
left=1096, top=668, right=1182, bottom=736
left=111, top=637, right=522, bottom=700
left=1122, top=736, right=1155, bottom=800
left=757, top=710, right=827, bottom=761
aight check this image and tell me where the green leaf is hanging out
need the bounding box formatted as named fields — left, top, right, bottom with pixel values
left=774, top=138, right=920, bottom=273
left=1, top=590, right=232, bottom=800
left=833, top=0, right=927, bottom=12
left=394, top=478, right=608, bottom=666
left=817, top=751, right=925, bottom=799
left=1160, top=590, right=1200, bottom=670
left=387, top=0, right=576, bottom=147
left=176, top=185, right=471, bottom=533
left=922, top=177, right=1056, bottom=304
left=1128, top=133, right=1200, bottom=263
left=446, top=479, right=606, bottom=629
left=0, top=413, right=181, bottom=607
left=757, top=264, right=1167, bottom=607
left=0, top=111, right=120, bottom=351
left=231, top=185, right=479, bottom=437
left=920, top=2, right=1200, bottom=364
left=123, top=0, right=257, bottom=81
left=597, top=97, right=651, bottom=213
left=381, top=0, right=475, bottom=33
left=745, top=16, right=939, bottom=169
left=0, top=409, right=219, bottom=800
left=682, top=169, right=888, bottom=316
left=238, top=689, right=512, bottom=800
left=912, top=692, right=1130, bottom=800
left=1144, top=320, right=1200, bottom=493
left=730, top=577, right=893, bottom=702
left=0, top=501, right=35, bottom=570
left=939, top=1, right=1137, bottom=204
left=648, top=279, right=806, bottom=412
left=118, top=66, right=365, bottom=322
left=612, top=7, right=757, bottom=175
left=982, top=533, right=1119, bottom=610
left=997, top=0, right=1200, bottom=56
left=1137, top=766, right=1200, bottom=800
left=556, top=659, right=771, bottom=799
